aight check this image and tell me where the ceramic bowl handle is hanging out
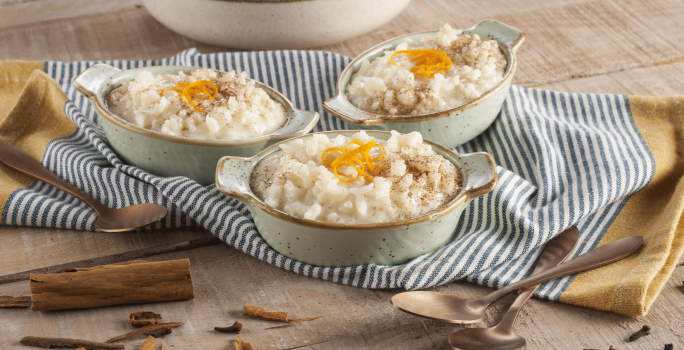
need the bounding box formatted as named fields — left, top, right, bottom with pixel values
left=270, top=109, right=320, bottom=140
left=215, top=156, right=261, bottom=203
left=72, top=64, right=122, bottom=99
left=472, top=20, right=525, bottom=53
left=457, top=152, right=498, bottom=200
left=323, top=95, right=385, bottom=126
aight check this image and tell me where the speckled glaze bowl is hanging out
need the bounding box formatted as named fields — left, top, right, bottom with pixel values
left=323, top=20, right=525, bottom=149
left=216, top=130, right=497, bottom=267
left=141, top=0, right=413, bottom=50
left=73, top=64, right=319, bottom=185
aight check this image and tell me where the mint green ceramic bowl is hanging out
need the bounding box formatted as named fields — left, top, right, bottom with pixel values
left=73, top=64, right=319, bottom=185
left=216, top=131, right=497, bottom=267
left=323, top=20, right=525, bottom=149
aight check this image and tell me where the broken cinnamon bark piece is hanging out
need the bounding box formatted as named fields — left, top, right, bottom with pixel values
left=0, top=295, right=30, bottom=308
left=20, top=336, right=124, bottom=349
left=242, top=305, right=322, bottom=323
left=30, top=259, right=194, bottom=311
left=129, top=311, right=162, bottom=327
left=215, top=321, right=242, bottom=334
left=142, top=327, right=172, bottom=338
left=234, top=336, right=255, bottom=350
left=242, top=305, right=289, bottom=322
left=106, top=322, right=184, bottom=343
left=139, top=336, right=156, bottom=350
left=289, top=316, right=323, bottom=322
left=264, top=324, right=292, bottom=330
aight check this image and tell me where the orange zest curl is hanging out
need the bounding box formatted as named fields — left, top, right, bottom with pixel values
left=390, top=49, right=453, bottom=78
left=321, top=140, right=386, bottom=183
left=159, top=80, right=219, bottom=112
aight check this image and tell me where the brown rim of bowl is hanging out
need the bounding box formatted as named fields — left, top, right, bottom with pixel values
left=217, top=130, right=498, bottom=231
left=73, top=66, right=319, bottom=148
left=322, top=20, right=525, bottom=125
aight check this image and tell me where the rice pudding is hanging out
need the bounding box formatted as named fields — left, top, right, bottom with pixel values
left=250, top=131, right=462, bottom=224
left=346, top=23, right=507, bottom=116
left=107, top=69, right=287, bottom=141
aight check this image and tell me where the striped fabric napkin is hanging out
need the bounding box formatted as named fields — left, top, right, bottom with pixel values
left=1, top=49, right=683, bottom=317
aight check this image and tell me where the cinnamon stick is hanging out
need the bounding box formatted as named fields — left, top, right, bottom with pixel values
left=30, top=259, right=194, bottom=311
left=20, top=336, right=123, bottom=350
left=0, top=295, right=30, bottom=308
left=106, top=322, right=184, bottom=343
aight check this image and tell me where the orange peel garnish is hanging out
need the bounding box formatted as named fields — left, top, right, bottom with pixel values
left=390, top=49, right=453, bottom=78
left=159, top=80, right=218, bottom=112
left=321, top=140, right=386, bottom=183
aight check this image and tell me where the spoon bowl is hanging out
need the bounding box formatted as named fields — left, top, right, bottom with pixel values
left=391, top=232, right=642, bottom=324
left=449, top=327, right=526, bottom=350
left=0, top=144, right=168, bottom=232
left=392, top=292, right=486, bottom=324
left=94, top=203, right=168, bottom=232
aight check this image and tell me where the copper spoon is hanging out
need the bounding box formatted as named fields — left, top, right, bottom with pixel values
left=391, top=233, right=643, bottom=324
left=448, top=226, right=580, bottom=350
left=0, top=144, right=167, bottom=232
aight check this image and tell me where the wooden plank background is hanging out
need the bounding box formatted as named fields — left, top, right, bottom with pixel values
left=1, top=0, right=684, bottom=348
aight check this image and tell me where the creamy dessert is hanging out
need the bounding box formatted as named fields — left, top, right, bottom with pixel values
left=346, top=23, right=507, bottom=116
left=250, top=131, right=462, bottom=224
left=107, top=69, right=287, bottom=140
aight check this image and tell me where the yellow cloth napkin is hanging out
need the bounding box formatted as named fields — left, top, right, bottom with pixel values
left=0, top=62, right=75, bottom=211
left=560, top=96, right=684, bottom=315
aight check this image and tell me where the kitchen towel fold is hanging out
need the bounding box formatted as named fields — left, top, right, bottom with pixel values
left=1, top=49, right=683, bottom=317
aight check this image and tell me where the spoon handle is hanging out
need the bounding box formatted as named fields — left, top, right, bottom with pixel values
left=495, top=227, right=580, bottom=330
left=481, top=235, right=643, bottom=305
left=0, top=144, right=106, bottom=213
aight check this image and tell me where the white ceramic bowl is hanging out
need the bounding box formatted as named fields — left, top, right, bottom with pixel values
left=216, top=130, right=497, bottom=267
left=323, top=20, right=525, bottom=149
left=142, top=0, right=413, bottom=50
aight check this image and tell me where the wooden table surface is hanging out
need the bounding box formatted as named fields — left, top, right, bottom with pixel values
left=2, top=0, right=684, bottom=349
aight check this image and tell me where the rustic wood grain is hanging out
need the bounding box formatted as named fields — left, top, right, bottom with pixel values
left=0, top=0, right=141, bottom=29
left=0, top=225, right=220, bottom=283
left=2, top=0, right=684, bottom=349
left=1, top=242, right=682, bottom=349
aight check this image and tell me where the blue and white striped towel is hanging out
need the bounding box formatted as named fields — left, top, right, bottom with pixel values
left=4, top=49, right=654, bottom=301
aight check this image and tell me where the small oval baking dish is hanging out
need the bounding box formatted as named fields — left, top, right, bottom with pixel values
left=216, top=130, right=498, bottom=267
left=73, top=64, right=319, bottom=185
left=322, top=20, right=525, bottom=149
